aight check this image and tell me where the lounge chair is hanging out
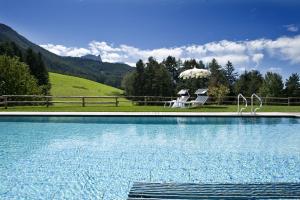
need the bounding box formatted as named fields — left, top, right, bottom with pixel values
left=164, top=89, right=190, bottom=108
left=186, top=89, right=209, bottom=107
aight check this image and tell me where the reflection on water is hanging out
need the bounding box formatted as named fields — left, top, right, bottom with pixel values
left=0, top=116, right=298, bottom=124
left=0, top=117, right=299, bottom=199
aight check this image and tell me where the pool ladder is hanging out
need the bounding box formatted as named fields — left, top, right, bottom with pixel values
left=251, top=93, right=262, bottom=115
left=237, top=94, right=247, bottom=114
left=237, top=93, right=263, bottom=115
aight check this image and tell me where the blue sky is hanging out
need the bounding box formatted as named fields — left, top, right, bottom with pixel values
left=0, top=0, right=299, bottom=78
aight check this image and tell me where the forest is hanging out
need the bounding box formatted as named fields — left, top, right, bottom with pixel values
left=122, top=56, right=300, bottom=99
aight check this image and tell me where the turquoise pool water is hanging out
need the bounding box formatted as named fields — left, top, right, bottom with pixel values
left=0, top=117, right=299, bottom=199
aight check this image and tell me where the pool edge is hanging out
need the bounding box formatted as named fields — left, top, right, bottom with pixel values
left=0, top=112, right=299, bottom=118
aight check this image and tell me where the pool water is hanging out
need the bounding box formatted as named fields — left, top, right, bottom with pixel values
left=0, top=117, right=299, bottom=199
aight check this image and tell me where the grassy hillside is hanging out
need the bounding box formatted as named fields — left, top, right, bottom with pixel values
left=0, top=23, right=133, bottom=88
left=50, top=72, right=123, bottom=96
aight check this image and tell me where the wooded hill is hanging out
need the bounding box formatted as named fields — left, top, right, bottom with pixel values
left=0, top=23, right=133, bottom=88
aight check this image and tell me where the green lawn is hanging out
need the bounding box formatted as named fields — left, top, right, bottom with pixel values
left=50, top=72, right=124, bottom=96
left=1, top=104, right=300, bottom=112
left=1, top=73, right=299, bottom=113
left=49, top=72, right=130, bottom=104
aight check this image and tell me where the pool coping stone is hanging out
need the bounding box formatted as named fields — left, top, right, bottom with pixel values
left=0, top=112, right=299, bottom=117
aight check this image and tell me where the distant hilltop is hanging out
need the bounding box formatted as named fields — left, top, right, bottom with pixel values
left=81, top=54, right=102, bottom=62
left=0, top=23, right=133, bottom=88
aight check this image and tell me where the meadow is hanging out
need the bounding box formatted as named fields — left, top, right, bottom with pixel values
left=1, top=73, right=299, bottom=112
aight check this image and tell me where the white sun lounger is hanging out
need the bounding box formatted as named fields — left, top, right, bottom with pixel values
left=186, top=88, right=209, bottom=107
left=164, top=89, right=190, bottom=108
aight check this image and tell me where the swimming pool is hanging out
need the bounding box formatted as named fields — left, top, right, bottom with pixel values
left=0, top=116, right=299, bottom=199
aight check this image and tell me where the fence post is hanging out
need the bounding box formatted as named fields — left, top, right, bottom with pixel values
left=4, top=96, right=8, bottom=109
left=115, top=97, right=119, bottom=107
left=82, top=97, right=85, bottom=107
left=144, top=96, right=147, bottom=106
left=46, top=96, right=49, bottom=108
left=288, top=97, right=290, bottom=106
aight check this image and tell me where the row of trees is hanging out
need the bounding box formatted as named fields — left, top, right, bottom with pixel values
left=0, top=42, right=50, bottom=95
left=122, top=56, right=300, bottom=98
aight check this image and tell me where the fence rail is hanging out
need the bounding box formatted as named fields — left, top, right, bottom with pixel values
left=0, top=95, right=120, bottom=109
left=0, top=95, right=299, bottom=109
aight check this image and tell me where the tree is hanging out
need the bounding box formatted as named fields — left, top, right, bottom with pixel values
left=0, top=43, right=50, bottom=94
left=121, top=72, right=136, bottom=96
left=133, top=59, right=145, bottom=96
left=122, top=56, right=299, bottom=100
left=0, top=42, right=23, bottom=60
left=234, top=70, right=263, bottom=96
left=148, top=57, right=174, bottom=96
left=0, top=55, right=42, bottom=95
left=162, top=56, right=180, bottom=83
left=181, top=59, right=200, bottom=71
left=208, top=84, right=230, bottom=104
left=122, top=57, right=175, bottom=97
left=26, top=49, right=49, bottom=86
left=285, top=73, right=300, bottom=97
left=198, top=60, right=205, bottom=69
left=208, top=58, right=226, bottom=87
left=152, top=63, right=174, bottom=96
left=144, top=57, right=158, bottom=96
left=176, top=59, right=208, bottom=93
left=223, top=61, right=238, bottom=95
left=259, top=72, right=283, bottom=97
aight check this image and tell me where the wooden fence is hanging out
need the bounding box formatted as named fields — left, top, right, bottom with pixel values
left=0, top=95, right=120, bottom=109
left=0, top=95, right=299, bottom=109
left=128, top=96, right=300, bottom=106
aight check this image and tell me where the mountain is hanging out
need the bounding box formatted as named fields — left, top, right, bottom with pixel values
left=0, top=23, right=133, bottom=88
left=81, top=54, right=102, bottom=62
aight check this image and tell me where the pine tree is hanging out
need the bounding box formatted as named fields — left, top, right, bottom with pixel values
left=134, top=59, right=145, bottom=96
left=285, top=73, right=300, bottom=97
left=144, top=57, right=157, bottom=96
left=0, top=42, right=23, bottom=60
left=224, top=61, right=238, bottom=95
left=25, top=49, right=50, bottom=94
left=182, top=59, right=199, bottom=71
left=162, top=56, right=180, bottom=83
left=198, top=60, right=205, bottom=69
left=234, top=70, right=263, bottom=96
left=208, top=58, right=226, bottom=87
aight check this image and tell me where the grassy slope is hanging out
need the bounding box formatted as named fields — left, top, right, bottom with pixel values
left=50, top=72, right=123, bottom=96
left=0, top=72, right=299, bottom=112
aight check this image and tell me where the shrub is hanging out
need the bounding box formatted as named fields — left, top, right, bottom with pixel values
left=208, top=84, right=230, bottom=105
left=0, top=55, right=42, bottom=95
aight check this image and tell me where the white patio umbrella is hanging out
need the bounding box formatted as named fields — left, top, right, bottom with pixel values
left=179, top=67, right=211, bottom=79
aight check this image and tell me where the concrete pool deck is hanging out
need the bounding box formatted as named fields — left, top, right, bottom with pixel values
left=0, top=112, right=299, bottom=117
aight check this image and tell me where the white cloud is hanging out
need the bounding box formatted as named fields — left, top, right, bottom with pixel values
left=202, top=54, right=249, bottom=66
left=204, top=40, right=246, bottom=54
left=284, top=24, right=299, bottom=32
left=252, top=53, right=264, bottom=66
left=40, top=35, right=300, bottom=68
left=40, top=44, right=90, bottom=57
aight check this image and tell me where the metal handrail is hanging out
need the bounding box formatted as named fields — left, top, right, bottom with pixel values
left=237, top=94, right=247, bottom=114
left=251, top=93, right=262, bottom=115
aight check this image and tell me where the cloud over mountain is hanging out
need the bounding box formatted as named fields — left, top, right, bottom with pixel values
left=41, top=35, right=300, bottom=70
